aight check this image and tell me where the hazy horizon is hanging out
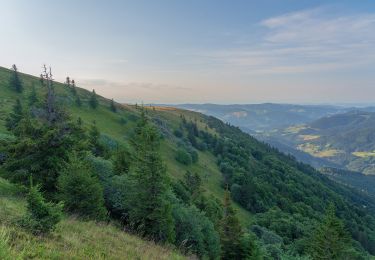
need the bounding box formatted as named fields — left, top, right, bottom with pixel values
left=2, top=0, right=375, bottom=104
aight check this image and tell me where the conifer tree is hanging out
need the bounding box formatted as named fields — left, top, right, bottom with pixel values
left=65, top=77, right=71, bottom=87
left=128, top=109, right=175, bottom=243
left=113, top=148, right=130, bottom=175
left=71, top=79, right=77, bottom=95
left=75, top=95, right=82, bottom=107
left=110, top=98, right=117, bottom=113
left=9, top=64, right=23, bottom=92
left=28, top=84, right=38, bottom=106
left=4, top=66, right=87, bottom=195
left=88, top=121, right=106, bottom=157
left=5, top=99, right=23, bottom=131
left=220, top=189, right=244, bottom=260
left=57, top=155, right=107, bottom=220
left=21, top=184, right=63, bottom=235
left=89, top=89, right=98, bottom=109
left=309, top=203, right=351, bottom=260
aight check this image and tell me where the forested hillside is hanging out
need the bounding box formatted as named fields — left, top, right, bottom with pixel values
left=264, top=111, right=375, bottom=175
left=0, top=65, right=375, bottom=259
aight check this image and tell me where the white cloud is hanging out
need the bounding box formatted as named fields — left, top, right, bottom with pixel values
left=200, top=7, right=375, bottom=74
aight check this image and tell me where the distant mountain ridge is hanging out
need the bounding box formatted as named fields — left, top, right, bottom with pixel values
left=172, top=103, right=354, bottom=131
left=266, top=110, right=375, bottom=175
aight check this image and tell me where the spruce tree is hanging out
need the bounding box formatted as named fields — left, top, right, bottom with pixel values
left=89, top=89, right=98, bottom=109
left=113, top=148, right=130, bottom=175
left=9, top=64, right=23, bottom=92
left=71, top=79, right=77, bottom=95
left=88, top=121, right=106, bottom=157
left=57, top=155, right=107, bottom=220
left=75, top=95, right=82, bottom=107
left=5, top=99, right=23, bottom=131
left=220, top=189, right=244, bottom=260
left=21, top=185, right=63, bottom=235
left=128, top=109, right=175, bottom=243
left=309, top=203, right=351, bottom=260
left=28, top=84, right=38, bottom=106
left=110, top=98, right=117, bottom=112
left=4, top=66, right=87, bottom=195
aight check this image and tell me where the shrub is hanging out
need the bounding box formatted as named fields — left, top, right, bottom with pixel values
left=175, top=148, right=192, bottom=165
left=173, top=129, right=183, bottom=138
left=57, top=158, right=107, bottom=220
left=172, top=204, right=220, bottom=259
left=20, top=185, right=63, bottom=235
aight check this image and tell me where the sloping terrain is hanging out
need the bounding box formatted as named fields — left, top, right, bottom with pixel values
left=265, top=111, right=375, bottom=175
left=0, top=177, right=184, bottom=259
left=1, top=66, right=375, bottom=258
left=174, top=103, right=348, bottom=131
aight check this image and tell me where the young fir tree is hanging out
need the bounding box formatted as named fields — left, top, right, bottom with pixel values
left=9, top=64, right=23, bottom=92
left=128, top=109, right=175, bottom=243
left=21, top=184, right=63, bottom=235
left=89, top=89, right=98, bottom=109
left=5, top=99, right=23, bottom=131
left=309, top=203, right=351, bottom=260
left=28, top=84, right=38, bottom=106
left=57, top=155, right=107, bottom=220
left=220, top=189, right=244, bottom=260
left=110, top=98, right=117, bottom=112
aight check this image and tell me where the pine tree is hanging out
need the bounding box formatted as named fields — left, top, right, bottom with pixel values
left=28, top=84, right=38, bottom=106
left=9, top=64, right=23, bottom=92
left=89, top=89, right=98, bottom=109
left=110, top=98, right=117, bottom=113
left=128, top=109, right=175, bottom=243
left=220, top=189, right=244, bottom=260
left=5, top=99, right=23, bottom=131
left=309, top=203, right=351, bottom=260
left=65, top=77, right=71, bottom=87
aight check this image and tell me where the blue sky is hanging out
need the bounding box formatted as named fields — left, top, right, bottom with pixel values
left=1, top=0, right=375, bottom=104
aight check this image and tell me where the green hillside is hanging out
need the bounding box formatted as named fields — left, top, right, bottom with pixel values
left=266, top=111, right=375, bottom=175
left=1, top=66, right=375, bottom=259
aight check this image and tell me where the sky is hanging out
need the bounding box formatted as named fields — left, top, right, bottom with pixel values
left=1, top=0, right=375, bottom=104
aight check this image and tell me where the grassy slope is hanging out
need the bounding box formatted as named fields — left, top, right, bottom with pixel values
left=0, top=66, right=251, bottom=258
left=0, top=177, right=184, bottom=259
left=0, top=66, right=252, bottom=224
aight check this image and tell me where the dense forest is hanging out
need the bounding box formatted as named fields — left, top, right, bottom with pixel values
left=0, top=65, right=375, bottom=259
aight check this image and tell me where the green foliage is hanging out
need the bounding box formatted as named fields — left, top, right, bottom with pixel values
left=4, top=95, right=87, bottom=195
left=5, top=99, right=23, bottom=131
left=9, top=65, right=23, bottom=92
left=88, top=122, right=107, bottom=157
left=28, top=84, right=38, bottom=106
left=309, top=203, right=352, bottom=260
left=110, top=98, right=117, bottom=112
left=89, top=89, right=98, bottom=109
left=57, top=156, right=107, bottom=220
left=113, top=148, right=131, bottom=175
left=172, top=203, right=221, bottom=259
left=175, top=148, right=192, bottom=165
left=75, top=95, right=82, bottom=107
left=219, top=189, right=245, bottom=259
left=127, top=111, right=175, bottom=243
left=20, top=185, right=63, bottom=235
